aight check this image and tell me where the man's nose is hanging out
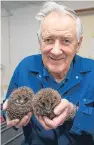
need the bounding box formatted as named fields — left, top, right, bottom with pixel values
left=51, top=40, right=62, bottom=56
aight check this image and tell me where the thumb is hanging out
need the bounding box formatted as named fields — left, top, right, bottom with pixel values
left=3, top=99, right=8, bottom=110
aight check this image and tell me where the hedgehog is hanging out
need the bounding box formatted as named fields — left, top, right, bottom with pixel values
left=6, top=86, right=34, bottom=120
left=32, top=88, right=61, bottom=119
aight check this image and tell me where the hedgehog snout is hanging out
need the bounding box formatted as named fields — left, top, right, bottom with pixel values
left=7, top=86, right=34, bottom=120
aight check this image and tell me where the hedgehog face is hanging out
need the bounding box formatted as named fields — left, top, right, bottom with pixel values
left=14, top=95, right=29, bottom=105
left=32, top=88, right=61, bottom=119
left=6, top=86, right=34, bottom=120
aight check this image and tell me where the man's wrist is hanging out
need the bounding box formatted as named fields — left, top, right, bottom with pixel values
left=66, top=104, right=78, bottom=121
left=70, top=105, right=78, bottom=119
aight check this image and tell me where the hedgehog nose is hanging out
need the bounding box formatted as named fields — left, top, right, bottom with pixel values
left=46, top=107, right=51, bottom=112
left=20, top=100, right=24, bottom=104
left=15, top=99, right=19, bottom=104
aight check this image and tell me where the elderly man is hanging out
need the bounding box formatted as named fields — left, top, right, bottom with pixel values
left=3, top=1, right=94, bottom=145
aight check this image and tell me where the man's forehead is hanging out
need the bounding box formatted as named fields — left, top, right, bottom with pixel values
left=42, top=13, right=76, bottom=38
left=42, top=14, right=76, bottom=31
left=42, top=30, right=72, bottom=38
left=42, top=11, right=75, bottom=24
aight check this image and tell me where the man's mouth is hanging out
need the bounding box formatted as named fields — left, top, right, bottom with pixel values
left=50, top=56, right=65, bottom=60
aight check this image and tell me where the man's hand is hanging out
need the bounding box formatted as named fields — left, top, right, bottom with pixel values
left=3, top=99, right=32, bottom=128
left=36, top=99, right=75, bottom=130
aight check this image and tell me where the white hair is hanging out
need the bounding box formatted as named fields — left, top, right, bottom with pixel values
left=36, top=1, right=83, bottom=42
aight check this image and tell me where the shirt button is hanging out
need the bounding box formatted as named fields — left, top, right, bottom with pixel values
left=38, top=75, right=41, bottom=78
left=83, top=98, right=86, bottom=102
left=76, top=76, right=79, bottom=79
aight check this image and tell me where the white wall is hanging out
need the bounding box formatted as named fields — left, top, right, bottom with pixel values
left=78, top=14, right=94, bottom=58
left=1, top=4, right=40, bottom=101
left=1, top=9, right=11, bottom=101
left=9, top=5, right=41, bottom=72
left=1, top=3, right=94, bottom=102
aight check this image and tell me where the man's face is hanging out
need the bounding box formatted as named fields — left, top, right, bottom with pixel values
left=40, top=12, right=82, bottom=75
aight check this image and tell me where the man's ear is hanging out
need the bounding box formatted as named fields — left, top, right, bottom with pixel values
left=76, top=36, right=83, bottom=53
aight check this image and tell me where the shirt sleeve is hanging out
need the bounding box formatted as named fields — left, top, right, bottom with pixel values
left=5, top=70, right=19, bottom=99
left=70, top=69, right=94, bottom=135
left=3, top=65, right=20, bottom=120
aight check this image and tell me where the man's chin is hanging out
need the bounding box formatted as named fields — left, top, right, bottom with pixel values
left=49, top=68, right=63, bottom=74
left=46, top=64, right=65, bottom=74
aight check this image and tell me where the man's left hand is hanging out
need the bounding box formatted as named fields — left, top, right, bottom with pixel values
left=36, top=99, right=75, bottom=130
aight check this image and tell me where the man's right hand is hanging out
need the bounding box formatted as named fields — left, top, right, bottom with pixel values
left=3, top=99, right=32, bottom=128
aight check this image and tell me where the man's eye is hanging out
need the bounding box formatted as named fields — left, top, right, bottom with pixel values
left=61, top=39, right=71, bottom=45
left=44, top=39, right=54, bottom=44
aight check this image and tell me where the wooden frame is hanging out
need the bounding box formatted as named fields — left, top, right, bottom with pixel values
left=75, top=7, right=94, bottom=15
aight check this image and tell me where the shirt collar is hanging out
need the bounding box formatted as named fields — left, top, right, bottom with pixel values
left=66, top=62, right=73, bottom=80
left=73, top=55, right=92, bottom=73
left=29, top=54, right=92, bottom=74
left=43, top=66, right=50, bottom=77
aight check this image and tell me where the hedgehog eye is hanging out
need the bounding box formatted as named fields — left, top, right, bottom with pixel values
left=24, top=97, right=28, bottom=102
left=54, top=97, right=57, bottom=100
left=42, top=102, right=45, bottom=107
left=46, top=99, right=49, bottom=103
left=18, top=95, right=21, bottom=99
left=15, top=99, right=19, bottom=103
left=20, top=99, right=24, bottom=104
left=51, top=102, right=54, bottom=105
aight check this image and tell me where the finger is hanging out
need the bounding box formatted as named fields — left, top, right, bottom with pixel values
left=3, top=100, right=8, bottom=110
left=36, top=115, right=52, bottom=130
left=23, top=118, right=31, bottom=126
left=16, top=114, right=31, bottom=128
left=22, top=112, right=32, bottom=126
left=69, top=103, right=75, bottom=113
left=53, top=108, right=68, bottom=126
left=27, top=112, right=32, bottom=119
left=7, top=119, right=20, bottom=127
left=43, top=116, right=57, bottom=129
left=54, top=99, right=69, bottom=115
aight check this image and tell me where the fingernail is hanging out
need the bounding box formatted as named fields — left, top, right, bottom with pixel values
left=37, top=114, right=40, bottom=118
left=15, top=119, right=19, bottom=123
left=26, top=116, right=29, bottom=120
left=28, top=112, right=32, bottom=116
left=54, top=109, right=60, bottom=115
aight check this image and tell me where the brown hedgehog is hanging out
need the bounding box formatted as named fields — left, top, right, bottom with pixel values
left=6, top=86, right=34, bottom=120
left=32, top=88, right=61, bottom=119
